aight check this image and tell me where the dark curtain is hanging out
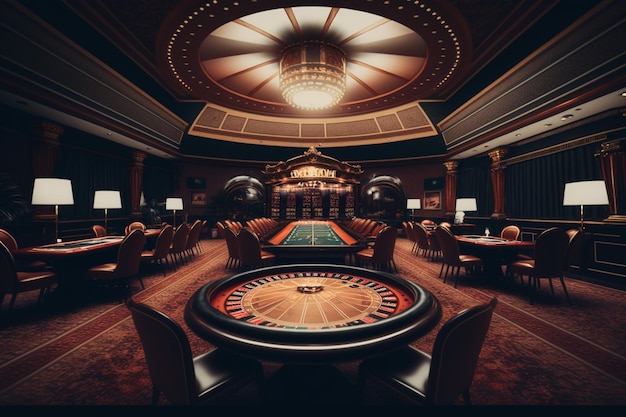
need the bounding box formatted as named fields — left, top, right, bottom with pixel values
left=457, top=157, right=493, bottom=217
left=55, top=148, right=131, bottom=219
left=142, top=160, right=179, bottom=210
left=506, top=142, right=607, bottom=220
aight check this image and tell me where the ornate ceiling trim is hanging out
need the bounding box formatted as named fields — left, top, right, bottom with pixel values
left=188, top=101, right=438, bottom=147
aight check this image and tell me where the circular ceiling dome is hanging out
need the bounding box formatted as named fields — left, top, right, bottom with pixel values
left=198, top=7, right=428, bottom=109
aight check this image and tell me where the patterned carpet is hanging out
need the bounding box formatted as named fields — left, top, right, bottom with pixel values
left=1, top=237, right=625, bottom=407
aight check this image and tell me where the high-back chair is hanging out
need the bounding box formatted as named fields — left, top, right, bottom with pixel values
left=126, top=299, right=263, bottom=405
left=169, top=223, right=190, bottom=269
left=435, top=226, right=483, bottom=288
left=237, top=228, right=276, bottom=271
left=0, top=241, right=58, bottom=313
left=184, top=219, right=203, bottom=258
left=223, top=227, right=240, bottom=269
left=507, top=227, right=571, bottom=305
left=413, top=222, right=433, bottom=259
left=0, top=228, right=49, bottom=272
left=141, top=224, right=174, bottom=276
left=358, top=297, right=498, bottom=405
left=87, top=229, right=147, bottom=300
left=564, top=228, right=584, bottom=271
left=500, top=225, right=521, bottom=241
left=125, top=221, right=146, bottom=235
left=355, top=225, right=398, bottom=272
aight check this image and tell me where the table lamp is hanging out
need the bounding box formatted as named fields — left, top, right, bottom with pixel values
left=406, top=198, right=421, bottom=221
left=563, top=180, right=609, bottom=230
left=32, top=178, right=74, bottom=242
left=166, top=197, right=183, bottom=228
left=455, top=198, right=477, bottom=224
left=93, top=190, right=122, bottom=233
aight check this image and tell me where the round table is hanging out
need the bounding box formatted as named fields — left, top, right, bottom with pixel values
left=185, top=263, right=441, bottom=364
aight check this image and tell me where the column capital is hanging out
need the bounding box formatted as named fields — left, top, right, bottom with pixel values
left=443, top=161, right=458, bottom=173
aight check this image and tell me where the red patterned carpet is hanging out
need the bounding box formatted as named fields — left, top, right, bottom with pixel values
left=1, top=237, right=625, bottom=408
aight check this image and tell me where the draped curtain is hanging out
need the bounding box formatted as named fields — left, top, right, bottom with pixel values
left=457, top=157, right=493, bottom=217
left=506, top=142, right=607, bottom=220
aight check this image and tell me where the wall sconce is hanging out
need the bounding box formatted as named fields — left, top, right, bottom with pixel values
left=31, top=178, right=74, bottom=242
left=166, top=197, right=183, bottom=228
left=563, top=180, right=609, bottom=230
left=93, top=190, right=122, bottom=233
left=406, top=198, right=421, bottom=220
left=455, top=198, right=477, bottom=224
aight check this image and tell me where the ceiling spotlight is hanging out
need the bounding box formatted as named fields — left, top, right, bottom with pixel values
left=279, top=41, right=346, bottom=111
left=561, top=114, right=574, bottom=120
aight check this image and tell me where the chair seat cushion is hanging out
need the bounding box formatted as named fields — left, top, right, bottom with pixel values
left=508, top=259, right=535, bottom=274
left=87, top=263, right=119, bottom=279
left=360, top=345, right=431, bottom=402
left=356, top=248, right=374, bottom=258
left=193, top=349, right=262, bottom=400
left=16, top=271, right=57, bottom=291
left=459, top=254, right=482, bottom=265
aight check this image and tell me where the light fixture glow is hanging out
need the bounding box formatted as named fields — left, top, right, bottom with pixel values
left=563, top=180, right=609, bottom=229
left=166, top=197, right=184, bottom=228
left=93, top=190, right=122, bottom=233
left=407, top=198, right=421, bottom=220
left=454, top=198, right=477, bottom=224
left=279, top=41, right=346, bottom=110
left=32, top=178, right=74, bottom=242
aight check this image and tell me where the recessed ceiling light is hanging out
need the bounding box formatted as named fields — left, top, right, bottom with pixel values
left=561, top=114, right=574, bottom=120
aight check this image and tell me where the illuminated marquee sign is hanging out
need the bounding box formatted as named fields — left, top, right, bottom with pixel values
left=290, top=166, right=337, bottom=179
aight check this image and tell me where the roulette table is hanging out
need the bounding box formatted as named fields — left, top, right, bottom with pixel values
left=262, top=220, right=366, bottom=263
left=185, top=263, right=441, bottom=364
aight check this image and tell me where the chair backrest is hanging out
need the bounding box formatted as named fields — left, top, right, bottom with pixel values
left=534, top=227, right=569, bottom=277
left=237, top=228, right=262, bottom=265
left=92, top=224, right=107, bottom=237
left=435, top=225, right=461, bottom=266
left=126, top=299, right=197, bottom=404
left=115, top=229, right=147, bottom=276
left=185, top=220, right=202, bottom=250
left=439, top=222, right=452, bottom=230
left=500, top=225, right=520, bottom=241
left=0, top=241, right=18, bottom=292
left=421, top=219, right=436, bottom=228
left=372, top=226, right=397, bottom=261
left=428, top=297, right=498, bottom=405
left=126, top=221, right=146, bottom=234
left=215, top=221, right=226, bottom=238
left=0, top=229, right=18, bottom=252
left=170, top=223, right=190, bottom=253
left=223, top=227, right=239, bottom=259
left=413, top=222, right=431, bottom=250
left=152, top=224, right=174, bottom=258
left=564, top=228, right=584, bottom=269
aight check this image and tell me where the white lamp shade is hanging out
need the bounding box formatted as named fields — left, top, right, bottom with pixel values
left=406, top=199, right=421, bottom=209
left=563, top=180, right=609, bottom=206
left=455, top=198, right=477, bottom=211
left=93, top=190, right=122, bottom=209
left=166, top=197, right=183, bottom=210
left=32, top=178, right=74, bottom=205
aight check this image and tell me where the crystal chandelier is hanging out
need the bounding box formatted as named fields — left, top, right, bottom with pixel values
left=279, top=41, right=346, bottom=110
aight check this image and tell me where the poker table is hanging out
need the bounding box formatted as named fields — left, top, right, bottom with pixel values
left=262, top=220, right=366, bottom=263
left=456, top=234, right=535, bottom=278
left=184, top=263, right=442, bottom=364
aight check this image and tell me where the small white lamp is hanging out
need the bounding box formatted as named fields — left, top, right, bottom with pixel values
left=93, top=190, right=122, bottom=233
left=32, top=178, right=74, bottom=242
left=407, top=198, right=421, bottom=220
left=563, top=180, right=609, bottom=230
left=166, top=197, right=184, bottom=228
left=455, top=198, right=477, bottom=224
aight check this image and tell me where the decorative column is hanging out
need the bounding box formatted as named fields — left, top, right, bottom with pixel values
left=129, top=151, right=146, bottom=217
left=443, top=161, right=458, bottom=217
left=595, top=139, right=626, bottom=223
left=488, top=148, right=508, bottom=219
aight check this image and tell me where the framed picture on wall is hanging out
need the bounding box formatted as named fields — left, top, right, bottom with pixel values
left=191, top=192, right=207, bottom=207
left=423, top=191, right=441, bottom=210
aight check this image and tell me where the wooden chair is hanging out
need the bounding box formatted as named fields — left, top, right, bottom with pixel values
left=500, top=225, right=521, bottom=241
left=169, top=223, right=190, bottom=269
left=413, top=222, right=435, bottom=260
left=184, top=219, right=203, bottom=259
left=0, top=241, right=58, bottom=313
left=358, top=298, right=497, bottom=405
left=435, top=226, right=483, bottom=288
left=141, top=224, right=174, bottom=276
left=87, top=229, right=147, bottom=301
left=237, top=228, right=275, bottom=271
left=0, top=228, right=49, bottom=271
left=507, top=227, right=571, bottom=305
left=355, top=225, right=397, bottom=272
left=223, top=227, right=240, bottom=269
left=126, top=299, right=263, bottom=405
left=92, top=224, right=107, bottom=237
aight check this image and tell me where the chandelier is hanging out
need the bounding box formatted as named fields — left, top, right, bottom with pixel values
left=279, top=41, right=346, bottom=110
